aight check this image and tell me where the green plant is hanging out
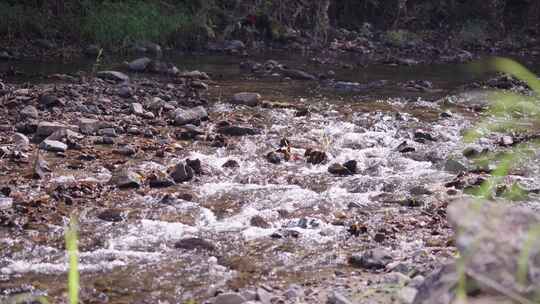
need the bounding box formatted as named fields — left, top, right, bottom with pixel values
left=383, top=29, right=420, bottom=47
left=65, top=216, right=80, bottom=304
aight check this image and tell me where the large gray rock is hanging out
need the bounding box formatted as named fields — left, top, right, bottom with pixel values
left=213, top=292, right=246, bottom=304
left=39, top=139, right=67, bottom=152
left=231, top=92, right=261, bottom=106
left=414, top=199, right=540, bottom=304
left=36, top=122, right=69, bottom=137
left=349, top=248, right=393, bottom=269
left=110, top=169, right=142, bottom=189
left=97, top=71, right=129, bottom=82
left=130, top=103, right=144, bottom=115
left=280, top=68, right=317, bottom=80
left=78, top=118, right=102, bottom=135
left=20, top=105, right=39, bottom=119
left=173, top=106, right=208, bottom=126
left=170, top=163, right=194, bottom=183
left=128, top=57, right=151, bottom=72
left=327, top=291, right=353, bottom=304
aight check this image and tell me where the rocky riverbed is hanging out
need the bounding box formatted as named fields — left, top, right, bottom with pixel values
left=1, top=53, right=540, bottom=304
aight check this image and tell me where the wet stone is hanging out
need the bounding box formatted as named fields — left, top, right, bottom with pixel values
left=328, top=163, right=354, bottom=176
left=231, top=92, right=261, bottom=107
left=250, top=215, right=271, bottom=228
left=266, top=151, right=282, bottom=164
left=20, top=105, right=39, bottom=119
left=414, top=131, right=436, bottom=143
left=130, top=102, right=144, bottom=115
left=217, top=125, right=260, bottom=136
left=39, top=94, right=62, bottom=108
left=186, top=158, right=203, bottom=175
left=94, top=137, right=115, bottom=145
left=97, top=71, right=129, bottom=82
left=97, top=209, right=124, bottom=222
left=36, top=122, right=68, bottom=137
left=222, top=159, right=240, bottom=169
left=128, top=57, right=151, bottom=72
left=173, top=106, right=208, bottom=126
left=98, top=128, right=117, bottom=137
left=170, top=163, right=194, bottom=183
left=13, top=133, right=29, bottom=148
left=327, top=291, right=353, bottom=304
left=176, top=124, right=204, bottom=140
left=444, top=159, right=467, bottom=174
left=111, top=169, right=142, bottom=189
left=175, top=238, right=216, bottom=251
left=305, top=149, right=327, bottom=165
left=39, top=139, right=67, bottom=152
left=349, top=249, right=393, bottom=270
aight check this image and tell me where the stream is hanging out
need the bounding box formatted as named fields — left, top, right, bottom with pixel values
left=1, top=52, right=539, bottom=303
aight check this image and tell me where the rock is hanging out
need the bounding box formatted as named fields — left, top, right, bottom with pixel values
left=46, top=129, right=83, bottom=142
left=36, top=122, right=68, bottom=137
left=175, top=238, right=216, bottom=251
left=397, top=141, right=415, bottom=153
left=217, top=126, right=260, bottom=136
left=176, top=124, right=205, bottom=140
left=343, top=160, right=357, bottom=174
left=222, top=159, right=239, bottom=169
left=35, top=39, right=56, bottom=49
left=224, top=40, right=245, bottom=51
left=280, top=68, right=317, bottom=80
left=328, top=163, right=354, bottom=176
left=39, top=94, right=62, bottom=108
left=78, top=118, right=103, bottom=135
left=173, top=106, right=208, bottom=126
left=0, top=197, right=12, bottom=210
left=231, top=92, right=261, bottom=107
left=97, top=71, right=129, bottom=82
left=98, top=209, right=124, bottom=222
left=170, top=163, right=194, bottom=183
left=463, top=147, right=480, bottom=158
left=178, top=70, right=210, bottom=80
left=148, top=174, right=175, bottom=188
left=98, top=128, right=117, bottom=137
left=398, top=287, right=418, bottom=304
left=13, top=133, right=29, bottom=148
left=118, top=85, right=133, bottom=98
left=414, top=131, right=436, bottom=143
left=191, top=80, right=208, bottom=90
left=128, top=57, right=151, bottom=72
left=39, top=140, right=67, bottom=152
left=499, top=135, right=514, bottom=146
left=130, top=103, right=144, bottom=115
left=334, top=80, right=387, bottom=92
left=186, top=159, right=203, bottom=175
left=20, top=105, right=39, bottom=119
left=250, top=216, right=271, bottom=228
left=83, top=44, right=101, bottom=57
left=257, top=287, right=273, bottom=304
left=349, top=249, right=393, bottom=269
left=32, top=153, right=50, bottom=179
left=443, top=159, right=467, bottom=174
left=94, top=137, right=115, bottom=145
left=266, top=151, right=282, bottom=164
left=305, top=149, right=327, bottom=164
left=110, top=169, right=142, bottom=189
left=113, top=146, right=137, bottom=156
left=327, top=291, right=352, bottom=304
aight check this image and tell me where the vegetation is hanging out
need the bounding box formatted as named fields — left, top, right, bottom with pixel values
left=0, top=1, right=538, bottom=50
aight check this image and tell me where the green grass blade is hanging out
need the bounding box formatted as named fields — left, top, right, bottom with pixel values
left=65, top=217, right=79, bottom=304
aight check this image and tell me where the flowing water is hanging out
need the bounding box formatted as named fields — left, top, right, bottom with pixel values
left=1, top=53, right=539, bottom=303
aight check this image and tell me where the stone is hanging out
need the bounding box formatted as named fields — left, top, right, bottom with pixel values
left=186, top=159, right=203, bottom=175
left=217, top=126, right=260, bottom=136
left=20, top=105, right=39, bottom=119
left=128, top=57, right=151, bottom=72
left=39, top=140, right=67, bottom=152
left=191, top=81, right=208, bottom=90
left=213, top=292, right=246, bottom=304
left=13, top=133, right=29, bottom=148
left=175, top=238, right=215, bottom=251
left=98, top=209, right=124, bottom=222
left=110, top=169, right=142, bottom=189
left=176, top=124, right=205, bottom=140
left=130, top=103, right=144, bottom=115
left=349, top=249, right=393, bottom=269
left=39, top=94, right=62, bottom=108
left=280, top=68, right=317, bottom=80
left=98, top=128, right=117, bottom=137
left=266, top=151, right=282, bottom=164
left=224, top=40, right=245, bottom=51
left=257, top=287, right=273, bottom=304
left=327, top=291, right=352, bottom=304
left=305, top=149, right=327, bottom=164
left=222, top=159, right=240, bottom=169
left=36, top=122, right=68, bottom=137
left=173, top=106, right=208, bottom=126
left=398, top=287, right=418, bottom=304
left=118, top=86, right=133, bottom=98
left=414, top=131, right=436, bottom=143
left=343, top=160, right=357, bottom=174
left=328, top=163, right=353, bottom=176
left=83, top=44, right=101, bottom=57
left=250, top=215, right=271, bottom=228
left=170, top=163, right=194, bottom=183
left=97, top=71, right=129, bottom=82
left=78, top=118, right=102, bottom=135
left=231, top=92, right=261, bottom=106
left=444, top=159, right=467, bottom=174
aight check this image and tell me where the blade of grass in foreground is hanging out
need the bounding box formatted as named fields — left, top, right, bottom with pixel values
left=65, top=217, right=79, bottom=304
